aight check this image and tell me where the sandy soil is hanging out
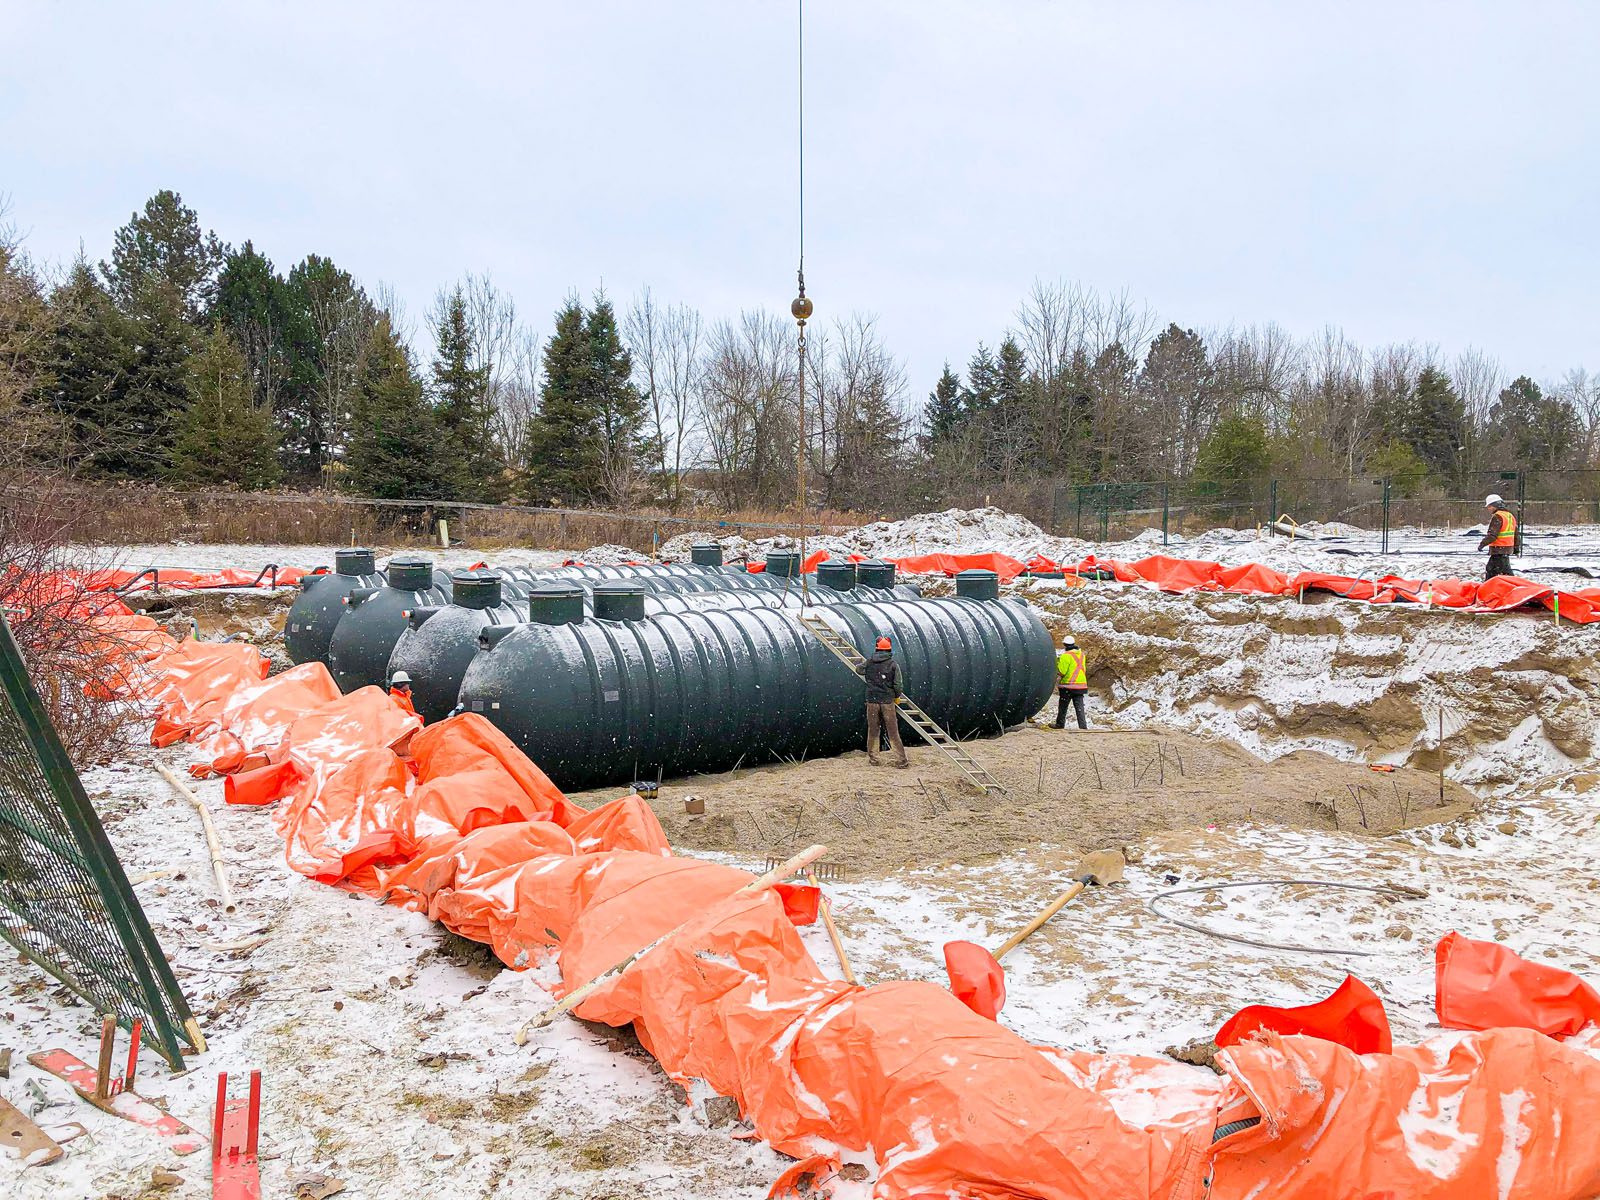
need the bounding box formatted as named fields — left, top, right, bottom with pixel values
left=583, top=725, right=1476, bottom=878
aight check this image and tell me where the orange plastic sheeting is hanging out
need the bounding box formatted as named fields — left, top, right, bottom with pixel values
left=228, top=686, right=420, bottom=807
left=589, top=899, right=1210, bottom=1198
left=562, top=794, right=671, bottom=856
left=890, top=552, right=1030, bottom=581
left=382, top=822, right=579, bottom=922
left=407, top=714, right=584, bottom=829
left=87, top=565, right=310, bottom=593
left=943, top=939, right=1007, bottom=1020
left=142, top=641, right=271, bottom=746
left=1217, top=562, right=1291, bottom=595
left=1208, top=1027, right=1600, bottom=1199
left=1215, top=974, right=1392, bottom=1054
left=1435, top=931, right=1600, bottom=1038
left=275, top=746, right=411, bottom=889
left=189, top=662, right=344, bottom=775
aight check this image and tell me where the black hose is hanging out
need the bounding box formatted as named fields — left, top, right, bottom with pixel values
left=1212, top=1116, right=1262, bottom=1143
left=1145, top=878, right=1427, bottom=957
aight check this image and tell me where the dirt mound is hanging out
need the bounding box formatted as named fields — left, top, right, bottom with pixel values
left=568, top=726, right=1474, bottom=879
left=1021, top=579, right=1600, bottom=793
left=130, top=589, right=294, bottom=670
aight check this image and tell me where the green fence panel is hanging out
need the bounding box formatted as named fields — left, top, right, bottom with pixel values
left=0, top=616, right=197, bottom=1067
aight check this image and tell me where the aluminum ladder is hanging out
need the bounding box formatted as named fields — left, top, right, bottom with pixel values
left=795, top=610, right=1006, bottom=796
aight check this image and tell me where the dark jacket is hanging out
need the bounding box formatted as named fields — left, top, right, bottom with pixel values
left=862, top=651, right=900, bottom=703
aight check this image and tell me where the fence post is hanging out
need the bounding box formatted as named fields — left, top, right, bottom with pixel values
left=1161, top=483, right=1169, bottom=547
left=1268, top=479, right=1278, bottom=531
left=1381, top=478, right=1392, bottom=555
left=1075, top=488, right=1084, bottom=539
left=1515, top=470, right=1526, bottom=555
left=1099, top=484, right=1110, bottom=543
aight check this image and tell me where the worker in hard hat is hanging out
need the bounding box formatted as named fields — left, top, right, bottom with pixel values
left=1477, top=494, right=1518, bottom=580
left=861, top=635, right=909, bottom=768
left=389, top=670, right=418, bottom=719
left=1054, top=636, right=1088, bottom=730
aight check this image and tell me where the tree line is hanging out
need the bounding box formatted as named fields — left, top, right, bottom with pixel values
left=4, top=191, right=1597, bottom=518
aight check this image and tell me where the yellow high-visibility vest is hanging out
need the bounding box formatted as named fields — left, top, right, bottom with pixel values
left=1490, top=509, right=1518, bottom=550
left=1057, top=648, right=1086, bottom=689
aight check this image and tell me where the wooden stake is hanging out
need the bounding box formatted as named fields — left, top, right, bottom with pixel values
left=516, top=843, right=828, bottom=1042
left=807, top=869, right=856, bottom=985
left=94, top=1016, right=115, bottom=1100
left=157, top=765, right=236, bottom=914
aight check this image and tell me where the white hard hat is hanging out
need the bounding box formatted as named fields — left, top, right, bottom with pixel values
left=1484, top=494, right=1503, bottom=507
left=1062, top=636, right=1076, bottom=648
left=390, top=670, right=412, bottom=685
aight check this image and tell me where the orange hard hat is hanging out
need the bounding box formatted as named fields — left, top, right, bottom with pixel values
left=876, top=636, right=891, bottom=650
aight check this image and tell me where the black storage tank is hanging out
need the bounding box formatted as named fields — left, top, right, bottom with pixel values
left=284, top=549, right=383, bottom=665
left=325, top=556, right=452, bottom=692
left=386, top=572, right=523, bottom=720
left=458, top=595, right=1054, bottom=790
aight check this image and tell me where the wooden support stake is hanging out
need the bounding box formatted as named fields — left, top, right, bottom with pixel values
left=94, top=1016, right=115, bottom=1100
left=157, top=765, right=236, bottom=914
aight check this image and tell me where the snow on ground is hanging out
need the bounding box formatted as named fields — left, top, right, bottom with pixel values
left=83, top=506, right=1600, bottom=585
left=828, top=779, right=1600, bottom=1058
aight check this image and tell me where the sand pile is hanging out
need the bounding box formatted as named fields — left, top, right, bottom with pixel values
left=566, top=726, right=1475, bottom=878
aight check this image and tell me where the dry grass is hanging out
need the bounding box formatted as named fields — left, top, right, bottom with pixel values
left=62, top=483, right=868, bottom=551
left=1, top=471, right=143, bottom=766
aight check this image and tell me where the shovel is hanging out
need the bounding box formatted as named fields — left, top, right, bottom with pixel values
left=944, top=849, right=1126, bottom=1020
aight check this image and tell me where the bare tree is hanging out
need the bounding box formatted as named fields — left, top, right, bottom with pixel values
left=809, top=314, right=912, bottom=508
left=698, top=311, right=796, bottom=508
left=623, top=288, right=665, bottom=495
left=491, top=326, right=540, bottom=474
left=658, top=301, right=703, bottom=504
left=1450, top=348, right=1502, bottom=473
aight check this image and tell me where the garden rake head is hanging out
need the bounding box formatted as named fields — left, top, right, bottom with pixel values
left=765, top=855, right=842, bottom=882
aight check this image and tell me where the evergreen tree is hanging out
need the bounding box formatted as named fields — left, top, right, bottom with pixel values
left=212, top=242, right=294, bottom=417
left=1404, top=366, right=1465, bottom=479
left=1490, top=376, right=1579, bottom=470
left=991, top=336, right=1032, bottom=471
left=95, top=191, right=225, bottom=475
left=341, top=318, right=452, bottom=499
left=283, top=255, right=379, bottom=478
left=924, top=364, right=964, bottom=445
left=524, top=294, right=644, bottom=504
left=103, top=190, right=225, bottom=323
left=430, top=286, right=496, bottom=499
left=1192, top=412, right=1271, bottom=497
left=524, top=298, right=594, bottom=502
left=585, top=293, right=645, bottom=503
left=1138, top=324, right=1213, bottom=475
left=0, top=235, right=57, bottom=461
left=170, top=326, right=281, bottom=489
left=961, top=343, right=999, bottom=421
left=43, top=260, right=132, bottom=469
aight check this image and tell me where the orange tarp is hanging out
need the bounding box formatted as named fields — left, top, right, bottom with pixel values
left=1435, top=931, right=1600, bottom=1038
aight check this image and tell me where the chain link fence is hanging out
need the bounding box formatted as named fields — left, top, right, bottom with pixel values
left=0, top=616, right=198, bottom=1067
left=1051, top=469, right=1600, bottom=549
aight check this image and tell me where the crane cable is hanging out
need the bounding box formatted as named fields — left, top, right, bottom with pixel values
left=793, top=0, right=812, bottom=600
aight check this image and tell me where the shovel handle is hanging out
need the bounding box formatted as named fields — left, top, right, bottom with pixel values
left=994, top=879, right=1087, bottom=962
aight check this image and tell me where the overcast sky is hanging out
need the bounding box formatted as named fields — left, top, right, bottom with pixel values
left=5, top=1, right=1596, bottom=399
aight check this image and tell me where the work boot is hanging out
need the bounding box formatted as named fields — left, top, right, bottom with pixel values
left=868, top=756, right=881, bottom=767
left=893, top=760, right=909, bottom=769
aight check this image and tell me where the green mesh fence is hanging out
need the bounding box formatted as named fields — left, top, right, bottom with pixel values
left=0, top=616, right=196, bottom=1067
